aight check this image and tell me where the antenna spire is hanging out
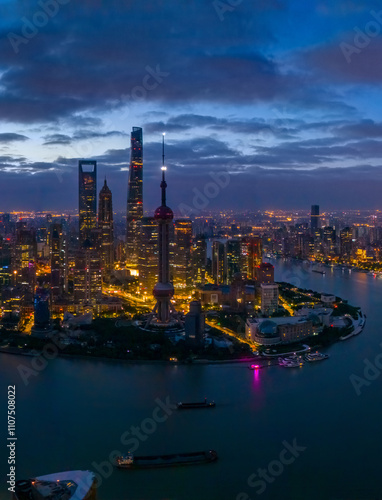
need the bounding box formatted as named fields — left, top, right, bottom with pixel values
left=162, top=133, right=165, bottom=170
left=161, top=133, right=167, bottom=206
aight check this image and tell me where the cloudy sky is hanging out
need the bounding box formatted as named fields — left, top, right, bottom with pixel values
left=1, top=0, right=382, bottom=213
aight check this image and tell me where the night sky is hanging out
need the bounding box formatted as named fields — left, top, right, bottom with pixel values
left=1, top=0, right=382, bottom=213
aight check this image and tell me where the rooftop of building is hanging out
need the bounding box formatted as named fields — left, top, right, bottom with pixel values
left=247, top=316, right=312, bottom=326
left=199, top=284, right=255, bottom=293
left=260, top=282, right=278, bottom=288
left=258, top=262, right=274, bottom=269
left=294, top=306, right=333, bottom=317
left=257, top=319, right=279, bottom=337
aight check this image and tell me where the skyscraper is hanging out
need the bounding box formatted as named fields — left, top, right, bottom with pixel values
left=185, top=301, right=205, bottom=347
left=79, top=160, right=97, bottom=246
left=225, top=239, right=241, bottom=284
left=73, top=243, right=102, bottom=305
left=126, top=126, right=143, bottom=266
left=340, top=227, right=353, bottom=261
left=139, top=217, right=158, bottom=294
left=50, top=223, right=64, bottom=298
left=240, top=236, right=262, bottom=280
left=260, top=283, right=279, bottom=316
left=13, top=226, right=36, bottom=288
left=212, top=241, right=225, bottom=284
left=311, top=205, right=320, bottom=232
left=31, top=287, right=52, bottom=337
left=98, top=179, right=114, bottom=275
left=173, top=219, right=193, bottom=290
left=0, top=237, right=11, bottom=289
left=255, top=262, right=274, bottom=284
left=323, top=226, right=336, bottom=257
left=192, top=236, right=207, bottom=285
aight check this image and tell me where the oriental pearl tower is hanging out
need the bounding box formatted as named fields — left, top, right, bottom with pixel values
left=145, top=134, right=182, bottom=330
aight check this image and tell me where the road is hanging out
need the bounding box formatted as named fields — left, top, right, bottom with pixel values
left=205, top=320, right=257, bottom=350
left=278, top=295, right=295, bottom=315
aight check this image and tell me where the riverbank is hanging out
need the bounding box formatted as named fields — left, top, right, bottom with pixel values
left=0, top=345, right=258, bottom=366
left=340, top=315, right=366, bottom=341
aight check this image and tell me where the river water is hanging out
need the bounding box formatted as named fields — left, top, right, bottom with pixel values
left=1, top=259, right=381, bottom=500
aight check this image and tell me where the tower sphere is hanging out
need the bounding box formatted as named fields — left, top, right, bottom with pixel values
left=154, top=205, right=174, bottom=220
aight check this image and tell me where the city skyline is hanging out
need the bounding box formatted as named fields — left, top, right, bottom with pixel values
left=3, top=3, right=382, bottom=500
left=1, top=1, right=382, bottom=210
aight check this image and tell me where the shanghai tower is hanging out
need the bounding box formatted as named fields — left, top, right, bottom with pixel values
left=126, top=127, right=143, bottom=266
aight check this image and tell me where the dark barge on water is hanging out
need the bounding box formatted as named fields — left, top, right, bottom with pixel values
left=115, top=450, right=218, bottom=469
left=177, top=398, right=215, bottom=409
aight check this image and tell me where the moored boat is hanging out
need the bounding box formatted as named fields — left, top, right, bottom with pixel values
left=115, top=450, right=218, bottom=469
left=305, top=351, right=329, bottom=362
left=177, top=398, right=215, bottom=409
left=278, top=355, right=304, bottom=368
left=281, top=360, right=304, bottom=368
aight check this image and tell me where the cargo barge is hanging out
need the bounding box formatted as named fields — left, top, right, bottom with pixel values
left=177, top=398, right=215, bottom=409
left=115, top=450, right=218, bottom=469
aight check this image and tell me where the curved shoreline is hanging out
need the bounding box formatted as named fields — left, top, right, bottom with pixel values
left=0, top=347, right=257, bottom=366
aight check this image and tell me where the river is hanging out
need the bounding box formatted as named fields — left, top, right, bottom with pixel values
left=1, top=259, right=381, bottom=500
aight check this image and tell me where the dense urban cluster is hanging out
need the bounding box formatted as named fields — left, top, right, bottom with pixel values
left=0, top=128, right=370, bottom=351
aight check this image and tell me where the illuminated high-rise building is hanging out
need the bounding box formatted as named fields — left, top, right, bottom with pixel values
left=50, top=223, right=65, bottom=298
left=115, top=241, right=126, bottom=263
left=139, top=217, right=158, bottom=294
left=255, top=262, right=274, bottom=284
left=240, top=236, right=262, bottom=280
left=323, top=226, right=336, bottom=257
left=0, top=213, right=11, bottom=235
left=173, top=219, right=193, bottom=290
left=192, top=236, right=207, bottom=285
left=340, top=227, right=353, bottom=261
left=73, top=242, right=102, bottom=305
left=98, top=179, right=114, bottom=275
left=311, top=205, right=320, bottom=233
left=225, top=239, right=241, bottom=284
left=13, top=226, right=36, bottom=288
left=79, top=160, right=97, bottom=246
left=126, top=127, right=143, bottom=266
left=260, top=283, right=279, bottom=316
left=212, top=241, right=225, bottom=284
left=185, top=301, right=205, bottom=346
left=0, top=237, right=11, bottom=289
left=31, top=287, right=52, bottom=337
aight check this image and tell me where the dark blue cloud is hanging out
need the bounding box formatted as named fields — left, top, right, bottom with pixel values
left=0, top=0, right=381, bottom=209
left=0, top=132, right=28, bottom=142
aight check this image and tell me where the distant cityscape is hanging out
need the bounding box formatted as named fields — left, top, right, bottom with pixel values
left=0, top=126, right=377, bottom=348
